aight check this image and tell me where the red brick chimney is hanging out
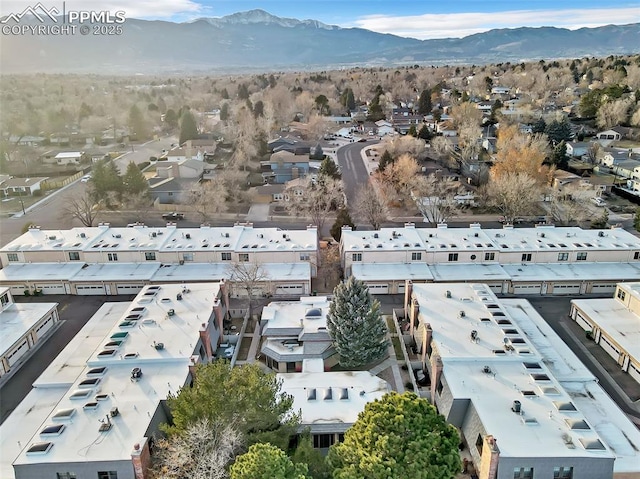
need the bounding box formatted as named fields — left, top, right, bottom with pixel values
left=479, top=435, right=500, bottom=479
left=199, top=323, right=213, bottom=360
left=131, top=438, right=151, bottom=479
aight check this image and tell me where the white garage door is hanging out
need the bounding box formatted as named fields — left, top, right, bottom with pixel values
left=117, top=284, right=143, bottom=295
left=629, top=362, right=640, bottom=384
left=366, top=284, right=389, bottom=295
left=76, top=285, right=107, bottom=295
left=574, top=312, right=593, bottom=332
left=513, top=283, right=541, bottom=295
left=34, top=316, right=55, bottom=340
left=599, top=336, right=620, bottom=362
left=487, top=283, right=503, bottom=293
left=9, top=285, right=26, bottom=295
left=397, top=283, right=406, bottom=294
left=552, top=284, right=581, bottom=295
left=591, top=284, right=616, bottom=294
left=275, top=284, right=304, bottom=295
left=36, top=284, right=66, bottom=294
left=7, top=339, right=30, bottom=366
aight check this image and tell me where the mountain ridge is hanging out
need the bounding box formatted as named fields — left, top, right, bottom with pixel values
left=0, top=10, right=638, bottom=74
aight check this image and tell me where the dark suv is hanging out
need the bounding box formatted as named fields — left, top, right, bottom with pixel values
left=162, top=212, right=185, bottom=220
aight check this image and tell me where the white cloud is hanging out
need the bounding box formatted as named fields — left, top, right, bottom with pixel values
left=0, top=0, right=207, bottom=20
left=353, top=7, right=640, bottom=40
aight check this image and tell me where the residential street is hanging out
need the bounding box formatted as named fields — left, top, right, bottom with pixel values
left=336, top=141, right=373, bottom=207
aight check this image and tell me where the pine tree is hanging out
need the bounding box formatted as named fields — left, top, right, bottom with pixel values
left=326, top=277, right=389, bottom=368
left=318, top=156, right=340, bottom=179
left=122, top=161, right=148, bottom=195
left=417, top=88, right=432, bottom=115
left=378, top=150, right=394, bottom=172
left=179, top=109, right=198, bottom=145
left=330, top=208, right=354, bottom=241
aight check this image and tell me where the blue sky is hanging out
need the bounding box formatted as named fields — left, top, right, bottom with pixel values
left=2, top=0, right=639, bottom=39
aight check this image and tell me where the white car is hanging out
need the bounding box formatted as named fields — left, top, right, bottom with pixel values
left=590, top=197, right=606, bottom=207
left=80, top=174, right=92, bottom=183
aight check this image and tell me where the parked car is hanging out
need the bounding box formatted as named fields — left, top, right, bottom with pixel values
left=590, top=197, right=606, bottom=207
left=80, top=174, right=92, bottom=183
left=162, top=212, right=185, bottom=220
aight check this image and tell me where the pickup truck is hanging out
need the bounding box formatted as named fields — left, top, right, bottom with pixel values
left=162, top=212, right=185, bottom=221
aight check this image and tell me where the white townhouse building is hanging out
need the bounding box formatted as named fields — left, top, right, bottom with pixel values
left=0, top=287, right=59, bottom=381
left=0, top=223, right=318, bottom=298
left=1, top=282, right=226, bottom=479
left=340, top=223, right=640, bottom=295
left=570, top=282, right=640, bottom=385
left=405, top=282, right=640, bottom=479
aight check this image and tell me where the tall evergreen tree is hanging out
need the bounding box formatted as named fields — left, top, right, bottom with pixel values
left=532, top=117, right=546, bottom=134
left=417, top=125, right=433, bottom=141
left=122, top=161, right=148, bottom=195
left=417, top=88, right=432, bottom=115
left=545, top=117, right=573, bottom=145
left=179, top=109, right=198, bottom=145
left=318, top=157, right=340, bottom=179
left=128, top=104, right=149, bottom=140
left=326, top=277, right=389, bottom=368
left=378, top=150, right=394, bottom=172
left=346, top=88, right=356, bottom=111
left=330, top=208, right=354, bottom=241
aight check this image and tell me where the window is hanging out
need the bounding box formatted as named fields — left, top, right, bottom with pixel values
left=617, top=289, right=626, bottom=300
left=300, top=253, right=310, bottom=261
left=7, top=253, right=19, bottom=262
left=0, top=293, right=9, bottom=307
left=352, top=253, right=362, bottom=262
left=634, top=252, right=640, bottom=260
left=98, top=473, right=118, bottom=479
left=182, top=252, right=193, bottom=262
left=576, top=252, right=588, bottom=261
left=238, top=253, right=249, bottom=262
left=68, top=252, right=80, bottom=261
left=313, top=434, right=335, bottom=448
left=221, top=252, right=231, bottom=261
left=553, top=467, right=573, bottom=479
left=448, top=253, right=458, bottom=262
left=521, top=253, right=532, bottom=262
left=475, top=434, right=483, bottom=455
left=557, top=252, right=569, bottom=261
left=484, top=252, right=495, bottom=261
left=411, top=252, right=422, bottom=261
left=513, top=467, right=533, bottom=479
left=107, top=253, right=118, bottom=262
left=57, top=474, right=77, bottom=479
left=144, top=252, right=156, bottom=261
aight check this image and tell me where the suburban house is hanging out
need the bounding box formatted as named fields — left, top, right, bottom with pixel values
left=565, top=141, right=591, bottom=158
left=54, top=151, right=83, bottom=165
left=148, top=177, right=196, bottom=204
left=262, top=150, right=311, bottom=184
left=278, top=358, right=390, bottom=450
left=268, top=136, right=312, bottom=155
left=596, top=126, right=629, bottom=144
left=405, top=282, right=640, bottom=479
left=375, top=120, right=395, bottom=136
left=0, top=223, right=318, bottom=297
left=551, top=169, right=583, bottom=188
left=326, top=116, right=352, bottom=125
left=156, top=159, right=204, bottom=179
left=254, top=183, right=286, bottom=204
left=0, top=287, right=59, bottom=381
left=436, top=120, right=457, bottom=137
left=340, top=223, right=640, bottom=296
left=164, top=147, right=204, bottom=162
left=491, top=86, right=511, bottom=95
left=570, top=283, right=640, bottom=386
left=476, top=101, right=493, bottom=114
left=391, top=108, right=422, bottom=134
left=1, top=283, right=226, bottom=479
left=259, top=296, right=336, bottom=372
left=7, top=135, right=46, bottom=147
left=0, top=177, right=48, bottom=197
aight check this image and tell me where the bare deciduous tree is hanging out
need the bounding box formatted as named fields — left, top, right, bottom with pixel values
left=353, top=184, right=388, bottom=229
left=379, top=153, right=421, bottom=204
left=227, top=260, right=269, bottom=319
left=547, top=183, right=594, bottom=226
left=61, top=192, right=100, bottom=227
left=284, top=176, right=344, bottom=234
left=151, top=418, right=243, bottom=479
left=585, top=142, right=603, bottom=165
left=597, top=98, right=633, bottom=129
left=486, top=172, right=542, bottom=224
left=412, top=175, right=465, bottom=224
left=188, top=178, right=229, bottom=222
left=491, top=125, right=549, bottom=182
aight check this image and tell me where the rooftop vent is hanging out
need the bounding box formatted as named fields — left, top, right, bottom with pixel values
left=131, top=367, right=143, bottom=380
left=323, top=388, right=332, bottom=401
left=305, top=308, right=322, bottom=318
left=482, top=365, right=492, bottom=374
left=307, top=388, right=316, bottom=401
left=110, top=407, right=119, bottom=417
left=521, top=390, right=536, bottom=397
left=470, top=330, right=478, bottom=342
left=512, top=400, right=522, bottom=414
left=340, top=388, right=349, bottom=400
left=562, top=433, right=575, bottom=448
left=522, top=417, right=538, bottom=425
left=445, top=290, right=452, bottom=298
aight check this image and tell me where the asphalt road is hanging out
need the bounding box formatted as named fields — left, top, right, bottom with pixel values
left=336, top=141, right=373, bottom=207
left=0, top=136, right=177, bottom=248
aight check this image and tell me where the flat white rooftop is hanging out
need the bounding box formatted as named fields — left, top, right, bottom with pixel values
left=351, top=262, right=433, bottom=281
left=0, top=263, right=85, bottom=281
left=411, top=283, right=640, bottom=470
left=278, top=359, right=390, bottom=428
left=0, top=300, right=58, bottom=357
left=502, top=262, right=640, bottom=282
left=11, top=282, right=221, bottom=469
left=262, top=296, right=331, bottom=335
left=427, top=263, right=510, bottom=282
left=570, top=298, right=640, bottom=362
